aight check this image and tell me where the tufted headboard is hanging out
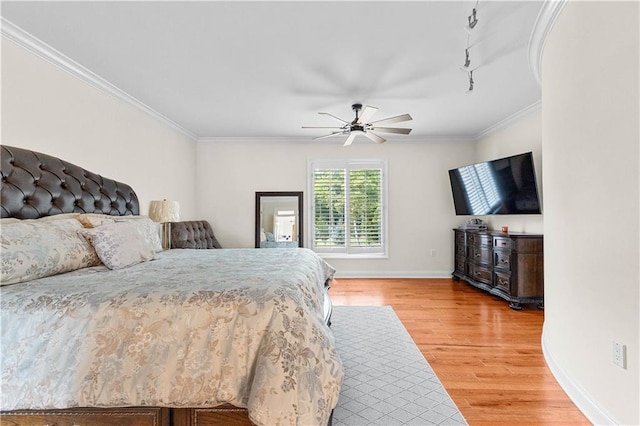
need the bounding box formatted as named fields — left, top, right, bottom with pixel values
left=0, top=145, right=139, bottom=219
left=170, top=221, right=222, bottom=249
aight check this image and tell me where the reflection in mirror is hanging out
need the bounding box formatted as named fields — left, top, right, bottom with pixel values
left=255, top=192, right=303, bottom=248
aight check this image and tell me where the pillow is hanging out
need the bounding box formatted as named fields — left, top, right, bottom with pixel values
left=75, top=213, right=115, bottom=228
left=77, top=214, right=163, bottom=252
left=80, top=221, right=155, bottom=270
left=265, top=231, right=275, bottom=242
left=37, top=213, right=81, bottom=222
left=0, top=218, right=101, bottom=285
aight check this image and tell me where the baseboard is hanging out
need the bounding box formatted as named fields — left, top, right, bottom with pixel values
left=541, top=324, right=617, bottom=425
left=333, top=271, right=452, bottom=279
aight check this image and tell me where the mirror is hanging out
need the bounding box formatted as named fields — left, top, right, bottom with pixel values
left=255, top=191, right=303, bottom=248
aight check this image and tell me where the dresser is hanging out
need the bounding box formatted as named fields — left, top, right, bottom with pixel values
left=453, top=229, right=544, bottom=310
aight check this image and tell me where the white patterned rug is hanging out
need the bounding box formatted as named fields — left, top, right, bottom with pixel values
left=331, top=305, right=467, bottom=426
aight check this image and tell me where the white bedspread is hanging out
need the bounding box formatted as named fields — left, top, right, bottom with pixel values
left=1, top=248, right=343, bottom=426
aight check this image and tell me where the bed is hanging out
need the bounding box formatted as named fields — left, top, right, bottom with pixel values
left=0, top=145, right=343, bottom=426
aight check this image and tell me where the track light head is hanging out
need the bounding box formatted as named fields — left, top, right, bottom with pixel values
left=463, top=48, right=471, bottom=68
left=467, top=8, right=478, bottom=29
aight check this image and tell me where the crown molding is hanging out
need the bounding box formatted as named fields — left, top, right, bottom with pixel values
left=529, top=0, right=568, bottom=86
left=474, top=100, right=542, bottom=141
left=1, top=17, right=198, bottom=142
left=197, top=135, right=477, bottom=144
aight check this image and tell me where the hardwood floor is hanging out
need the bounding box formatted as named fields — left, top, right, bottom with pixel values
left=330, top=278, right=590, bottom=426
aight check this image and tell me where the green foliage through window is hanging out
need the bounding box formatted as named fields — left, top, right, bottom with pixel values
left=310, top=160, right=385, bottom=255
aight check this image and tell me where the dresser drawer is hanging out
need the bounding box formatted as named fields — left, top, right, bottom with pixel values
left=495, top=272, right=511, bottom=294
left=468, top=233, right=492, bottom=246
left=455, top=232, right=466, bottom=245
left=494, top=250, right=511, bottom=271
left=470, top=247, right=492, bottom=265
left=493, top=236, right=512, bottom=249
left=469, top=264, right=492, bottom=285
left=455, top=244, right=466, bottom=257
left=455, top=257, right=466, bottom=274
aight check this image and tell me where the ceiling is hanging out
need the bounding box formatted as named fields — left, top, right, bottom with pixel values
left=1, top=1, right=544, bottom=142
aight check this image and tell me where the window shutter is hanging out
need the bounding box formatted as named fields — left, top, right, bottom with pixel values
left=312, top=169, right=346, bottom=249
left=310, top=159, right=386, bottom=256
left=349, top=168, right=382, bottom=249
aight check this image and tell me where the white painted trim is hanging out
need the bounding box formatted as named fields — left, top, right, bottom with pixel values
left=541, top=324, right=618, bottom=425
left=474, top=100, right=542, bottom=141
left=334, top=271, right=452, bottom=279
left=528, top=0, right=568, bottom=86
left=197, top=135, right=476, bottom=144
left=1, top=17, right=198, bottom=142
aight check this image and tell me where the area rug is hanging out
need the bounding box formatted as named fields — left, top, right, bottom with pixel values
left=331, top=305, right=467, bottom=426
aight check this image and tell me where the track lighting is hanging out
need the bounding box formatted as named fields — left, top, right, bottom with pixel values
left=460, top=1, right=479, bottom=92
left=467, top=8, right=478, bottom=30
left=463, top=48, right=471, bottom=69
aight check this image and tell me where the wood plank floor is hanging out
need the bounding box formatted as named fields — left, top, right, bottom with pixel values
left=330, top=278, right=590, bottom=426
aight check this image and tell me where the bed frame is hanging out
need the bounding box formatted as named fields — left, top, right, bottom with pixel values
left=0, top=145, right=334, bottom=426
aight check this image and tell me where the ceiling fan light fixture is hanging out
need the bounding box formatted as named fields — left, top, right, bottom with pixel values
left=303, top=103, right=412, bottom=146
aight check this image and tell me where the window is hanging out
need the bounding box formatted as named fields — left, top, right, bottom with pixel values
left=308, top=159, right=387, bottom=257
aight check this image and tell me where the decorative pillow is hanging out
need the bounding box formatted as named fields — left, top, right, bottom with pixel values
left=0, top=218, right=100, bottom=285
left=37, top=213, right=81, bottom=222
left=265, top=231, right=275, bottom=242
left=0, top=218, right=21, bottom=224
left=75, top=213, right=115, bottom=228
left=77, top=214, right=163, bottom=252
left=80, top=221, right=155, bottom=270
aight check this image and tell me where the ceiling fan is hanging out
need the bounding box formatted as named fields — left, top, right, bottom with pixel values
left=302, top=103, right=412, bottom=146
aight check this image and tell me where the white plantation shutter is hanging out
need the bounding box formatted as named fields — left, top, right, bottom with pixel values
left=309, top=159, right=387, bottom=257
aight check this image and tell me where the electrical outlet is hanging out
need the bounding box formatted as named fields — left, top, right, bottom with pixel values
left=430, top=249, right=437, bottom=257
left=613, top=341, right=627, bottom=369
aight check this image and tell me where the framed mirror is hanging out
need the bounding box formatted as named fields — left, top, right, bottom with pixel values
left=255, top=191, right=303, bottom=248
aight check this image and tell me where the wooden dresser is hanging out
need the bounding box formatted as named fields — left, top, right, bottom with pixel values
left=453, top=229, right=544, bottom=310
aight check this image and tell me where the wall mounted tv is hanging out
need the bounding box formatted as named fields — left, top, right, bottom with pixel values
left=448, top=152, right=542, bottom=215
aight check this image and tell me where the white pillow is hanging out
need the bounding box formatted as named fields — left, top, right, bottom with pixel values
left=76, top=214, right=163, bottom=252
left=0, top=218, right=100, bottom=285
left=80, top=221, right=155, bottom=270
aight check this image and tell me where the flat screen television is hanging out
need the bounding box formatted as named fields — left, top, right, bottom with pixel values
left=448, top=152, right=542, bottom=215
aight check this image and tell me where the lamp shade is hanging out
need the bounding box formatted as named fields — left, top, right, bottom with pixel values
left=149, top=200, right=180, bottom=222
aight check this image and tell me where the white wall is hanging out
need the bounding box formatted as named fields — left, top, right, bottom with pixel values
left=196, top=140, right=475, bottom=277
left=542, top=1, right=639, bottom=424
left=476, top=109, right=544, bottom=234
left=1, top=39, right=198, bottom=218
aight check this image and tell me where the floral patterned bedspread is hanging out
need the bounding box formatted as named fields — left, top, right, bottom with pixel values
left=1, top=248, right=343, bottom=426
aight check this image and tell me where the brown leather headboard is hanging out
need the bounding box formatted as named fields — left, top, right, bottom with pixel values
left=170, top=221, right=222, bottom=249
left=1, top=145, right=139, bottom=219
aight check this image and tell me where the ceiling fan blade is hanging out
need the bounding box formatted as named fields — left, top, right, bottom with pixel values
left=313, top=132, right=344, bottom=141
left=318, top=112, right=349, bottom=124
left=364, top=131, right=386, bottom=144
left=369, top=113, right=413, bottom=126
left=370, top=127, right=412, bottom=135
left=357, top=105, right=378, bottom=124
left=343, top=133, right=357, bottom=146
left=302, top=126, right=344, bottom=129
